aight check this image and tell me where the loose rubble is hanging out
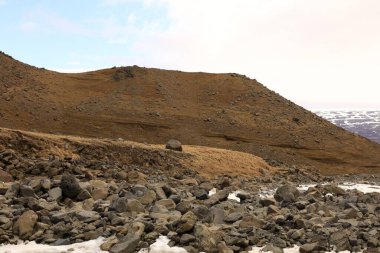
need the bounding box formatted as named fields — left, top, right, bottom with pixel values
left=0, top=137, right=379, bottom=253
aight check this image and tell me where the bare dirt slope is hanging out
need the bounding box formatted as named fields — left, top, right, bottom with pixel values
left=0, top=127, right=274, bottom=179
left=0, top=51, right=379, bottom=175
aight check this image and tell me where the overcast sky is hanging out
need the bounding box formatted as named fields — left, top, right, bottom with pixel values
left=1, top=0, right=380, bottom=110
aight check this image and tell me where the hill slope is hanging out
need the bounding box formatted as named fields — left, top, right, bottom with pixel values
left=0, top=51, right=379, bottom=175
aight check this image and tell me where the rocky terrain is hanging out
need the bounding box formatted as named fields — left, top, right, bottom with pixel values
left=316, top=111, right=380, bottom=144
left=1, top=51, right=380, bottom=252
left=0, top=128, right=379, bottom=253
left=1, top=51, right=380, bottom=175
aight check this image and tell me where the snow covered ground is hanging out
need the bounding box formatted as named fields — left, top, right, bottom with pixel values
left=1, top=183, right=378, bottom=253
left=0, top=237, right=107, bottom=253
left=315, top=110, right=380, bottom=143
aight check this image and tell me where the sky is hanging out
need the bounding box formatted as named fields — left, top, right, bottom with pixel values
left=1, top=0, right=380, bottom=110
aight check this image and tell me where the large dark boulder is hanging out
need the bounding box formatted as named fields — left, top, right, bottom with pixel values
left=60, top=174, right=82, bottom=199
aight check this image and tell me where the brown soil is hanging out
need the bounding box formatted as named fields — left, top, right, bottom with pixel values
left=0, top=51, right=379, bottom=175
left=0, top=127, right=275, bottom=179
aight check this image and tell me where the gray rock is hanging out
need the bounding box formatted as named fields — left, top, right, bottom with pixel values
left=13, top=210, right=38, bottom=239
left=137, top=190, right=156, bottom=205
left=156, top=199, right=176, bottom=210
left=239, top=215, right=264, bottom=229
left=330, top=230, right=351, bottom=251
left=111, top=197, right=145, bottom=214
left=180, top=233, right=196, bottom=244
left=111, top=197, right=129, bottom=212
left=262, top=244, right=283, bottom=253
left=194, top=189, right=208, bottom=200
left=169, top=194, right=181, bottom=204
left=224, top=212, right=243, bottom=223
left=176, top=211, right=197, bottom=234
left=77, top=189, right=92, bottom=201
left=194, top=223, right=223, bottom=252
left=101, top=236, right=118, bottom=251
left=40, top=179, right=51, bottom=191
left=0, top=216, right=10, bottom=224
left=218, top=241, right=234, bottom=253
left=204, top=189, right=229, bottom=206
left=110, top=235, right=140, bottom=253
left=76, top=211, right=100, bottom=222
left=210, top=207, right=225, bottom=224
left=299, top=242, right=319, bottom=253
left=127, top=199, right=145, bottom=214
left=5, top=182, right=19, bottom=198
left=176, top=201, right=191, bottom=214
left=20, top=185, right=37, bottom=198
left=236, top=191, right=250, bottom=202
left=165, top=139, right=182, bottom=152
left=259, top=198, right=276, bottom=207
left=60, top=174, right=82, bottom=199
left=322, top=184, right=346, bottom=196
left=48, top=187, right=62, bottom=201
left=274, top=184, right=300, bottom=203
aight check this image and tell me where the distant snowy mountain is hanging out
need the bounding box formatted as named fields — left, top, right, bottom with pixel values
left=315, top=110, right=380, bottom=144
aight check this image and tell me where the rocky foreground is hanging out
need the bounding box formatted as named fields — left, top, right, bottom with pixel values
left=0, top=134, right=379, bottom=253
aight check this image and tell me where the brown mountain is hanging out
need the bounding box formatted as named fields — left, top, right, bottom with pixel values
left=0, top=51, right=379, bottom=175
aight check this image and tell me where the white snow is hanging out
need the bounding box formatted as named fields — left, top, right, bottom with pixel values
left=248, top=246, right=356, bottom=253
left=208, top=188, right=217, bottom=196
left=249, top=245, right=300, bottom=253
left=227, top=190, right=241, bottom=201
left=0, top=237, right=107, bottom=253
left=138, top=236, right=187, bottom=253
left=296, top=182, right=380, bottom=194
left=338, top=182, right=380, bottom=193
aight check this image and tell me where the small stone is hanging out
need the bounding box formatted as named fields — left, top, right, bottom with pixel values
left=0, top=169, right=13, bottom=182
left=180, top=234, right=196, bottom=244
left=156, top=199, right=176, bottom=210
left=48, top=187, right=62, bottom=201
left=77, top=189, right=92, bottom=201
left=91, top=187, right=109, bottom=200
left=100, top=236, right=118, bottom=251
left=126, top=171, right=147, bottom=185
left=299, top=242, right=319, bottom=253
left=259, top=198, right=276, bottom=207
left=218, top=241, right=234, bottom=253
left=194, top=189, right=208, bottom=200
left=274, top=184, right=300, bottom=203
left=5, top=182, right=19, bottom=198
left=127, top=199, right=145, bottom=214
left=330, top=230, right=351, bottom=251
left=20, top=185, right=37, bottom=198
left=224, top=212, right=243, bottom=223
left=40, top=179, right=51, bottom=191
left=76, top=211, right=100, bottom=222
left=176, top=211, right=197, bottom=234
left=165, top=139, right=182, bottom=152
left=110, top=235, right=140, bottom=253
left=13, top=210, right=38, bottom=239
left=138, top=190, right=156, bottom=205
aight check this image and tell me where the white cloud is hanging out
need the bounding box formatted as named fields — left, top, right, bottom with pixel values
left=100, top=0, right=162, bottom=7
left=20, top=8, right=89, bottom=35
left=122, top=0, right=380, bottom=109
left=20, top=21, right=37, bottom=32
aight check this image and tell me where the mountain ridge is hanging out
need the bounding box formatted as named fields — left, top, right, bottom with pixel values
left=1, top=51, right=380, bottom=175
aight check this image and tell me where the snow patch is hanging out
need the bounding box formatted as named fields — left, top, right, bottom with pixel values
left=208, top=188, right=217, bottom=196
left=138, top=236, right=187, bottom=253
left=0, top=237, right=107, bottom=253
left=227, top=190, right=241, bottom=201
left=339, top=182, right=380, bottom=194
